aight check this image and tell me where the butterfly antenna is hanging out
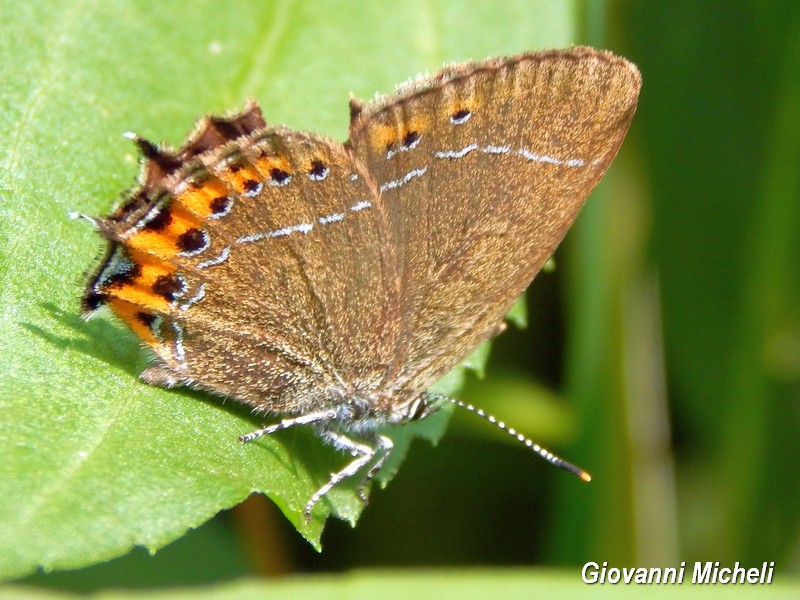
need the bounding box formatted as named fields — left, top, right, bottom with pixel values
left=433, top=394, right=591, bottom=482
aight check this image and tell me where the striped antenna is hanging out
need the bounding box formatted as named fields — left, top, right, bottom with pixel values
left=428, top=394, right=591, bottom=482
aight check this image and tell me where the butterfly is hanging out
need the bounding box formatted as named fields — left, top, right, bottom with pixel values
left=77, top=47, right=640, bottom=521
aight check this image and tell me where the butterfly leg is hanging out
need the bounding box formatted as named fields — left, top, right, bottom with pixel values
left=237, top=409, right=337, bottom=443
left=355, top=434, right=393, bottom=502
left=305, top=431, right=380, bottom=522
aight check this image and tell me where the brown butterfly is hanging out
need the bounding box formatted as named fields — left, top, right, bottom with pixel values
left=77, top=47, right=640, bottom=521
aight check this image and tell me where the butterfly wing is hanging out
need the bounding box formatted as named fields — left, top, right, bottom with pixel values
left=347, top=47, right=641, bottom=394
left=85, top=109, right=402, bottom=413
left=86, top=48, right=640, bottom=416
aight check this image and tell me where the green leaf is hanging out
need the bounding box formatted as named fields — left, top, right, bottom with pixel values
left=0, top=0, right=577, bottom=581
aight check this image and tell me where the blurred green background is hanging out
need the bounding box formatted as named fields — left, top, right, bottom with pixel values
left=2, top=0, right=799, bottom=594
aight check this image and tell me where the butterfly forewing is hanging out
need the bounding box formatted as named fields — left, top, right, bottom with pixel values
left=347, top=47, right=641, bottom=394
